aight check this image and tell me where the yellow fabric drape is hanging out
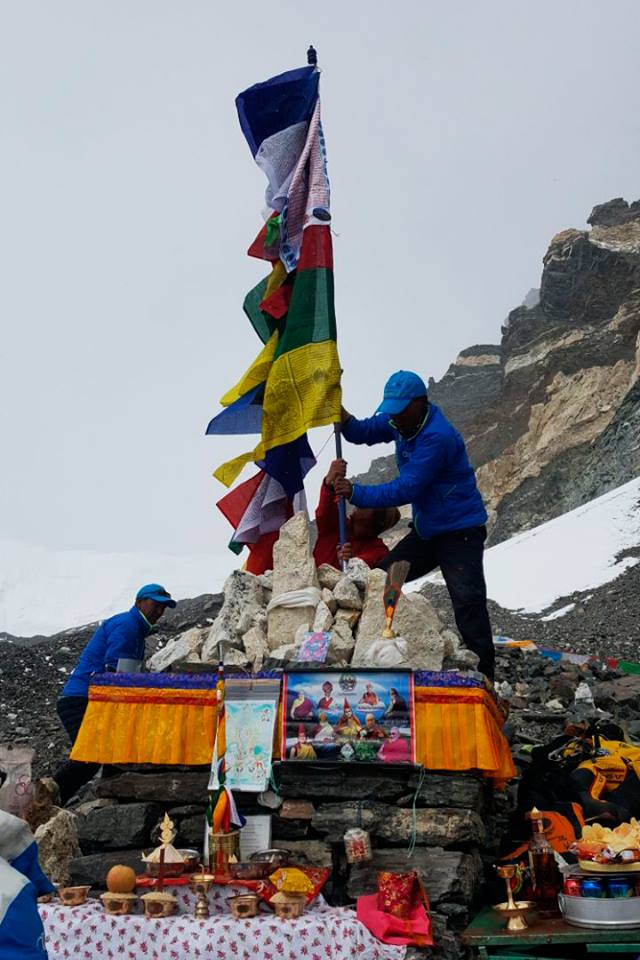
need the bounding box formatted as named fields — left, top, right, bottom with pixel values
left=71, top=682, right=515, bottom=783
left=413, top=687, right=515, bottom=783
left=70, top=687, right=218, bottom=766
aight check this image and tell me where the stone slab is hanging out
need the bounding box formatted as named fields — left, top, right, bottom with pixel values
left=76, top=801, right=163, bottom=851
left=271, top=817, right=310, bottom=840
left=347, top=846, right=483, bottom=906
left=277, top=765, right=414, bottom=802
left=312, top=801, right=485, bottom=846
left=69, top=849, right=147, bottom=888
left=280, top=800, right=315, bottom=820
left=397, top=773, right=485, bottom=812
left=176, top=814, right=206, bottom=846
left=284, top=839, right=333, bottom=870
left=97, top=771, right=210, bottom=803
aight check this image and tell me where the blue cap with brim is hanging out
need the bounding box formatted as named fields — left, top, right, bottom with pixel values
left=136, top=583, right=177, bottom=608
left=375, top=370, right=428, bottom=416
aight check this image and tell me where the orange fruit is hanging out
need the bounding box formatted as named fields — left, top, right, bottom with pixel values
left=106, top=865, right=137, bottom=894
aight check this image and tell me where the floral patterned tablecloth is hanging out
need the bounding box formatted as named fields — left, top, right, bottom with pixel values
left=40, top=884, right=405, bottom=960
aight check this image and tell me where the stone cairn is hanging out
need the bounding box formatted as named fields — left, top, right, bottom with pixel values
left=57, top=514, right=502, bottom=960
left=147, top=513, right=477, bottom=675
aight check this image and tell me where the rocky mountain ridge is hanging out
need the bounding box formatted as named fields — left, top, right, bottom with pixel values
left=355, top=198, right=640, bottom=543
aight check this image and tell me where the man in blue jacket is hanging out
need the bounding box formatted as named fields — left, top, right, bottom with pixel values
left=334, top=371, right=494, bottom=679
left=53, top=583, right=177, bottom=804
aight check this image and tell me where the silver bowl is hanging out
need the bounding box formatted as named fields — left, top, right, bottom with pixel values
left=559, top=893, right=640, bottom=929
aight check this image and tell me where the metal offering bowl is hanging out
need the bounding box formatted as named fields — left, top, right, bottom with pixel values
left=58, top=886, right=91, bottom=907
left=492, top=900, right=537, bottom=931
left=144, top=859, right=185, bottom=878
left=141, top=892, right=177, bottom=918
left=178, top=849, right=200, bottom=873
left=229, top=860, right=271, bottom=881
left=272, top=894, right=306, bottom=920
left=100, top=892, right=138, bottom=916
left=250, top=848, right=292, bottom=868
left=228, top=893, right=260, bottom=919
left=190, top=872, right=216, bottom=893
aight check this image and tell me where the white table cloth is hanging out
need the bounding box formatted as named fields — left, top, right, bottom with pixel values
left=40, top=884, right=406, bottom=960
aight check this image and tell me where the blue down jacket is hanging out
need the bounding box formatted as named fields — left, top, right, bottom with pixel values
left=342, top=403, right=487, bottom=539
left=62, top=607, right=151, bottom=697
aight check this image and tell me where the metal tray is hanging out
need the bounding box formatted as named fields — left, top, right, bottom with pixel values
left=579, top=859, right=640, bottom=874
left=559, top=893, right=640, bottom=929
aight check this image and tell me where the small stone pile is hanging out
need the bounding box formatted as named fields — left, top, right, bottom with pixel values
left=148, top=513, right=476, bottom=675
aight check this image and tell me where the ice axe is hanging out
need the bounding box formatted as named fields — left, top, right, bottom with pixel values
left=381, top=560, right=411, bottom=638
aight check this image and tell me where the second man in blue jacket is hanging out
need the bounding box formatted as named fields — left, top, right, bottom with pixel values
left=335, top=370, right=494, bottom=680
left=53, top=583, right=177, bottom=804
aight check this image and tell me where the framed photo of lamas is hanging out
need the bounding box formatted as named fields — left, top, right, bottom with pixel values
left=281, top=669, right=415, bottom=764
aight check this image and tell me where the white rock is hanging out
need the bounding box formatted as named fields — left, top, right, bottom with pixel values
left=574, top=682, right=595, bottom=706
left=335, top=608, right=361, bottom=630
left=321, top=588, right=337, bottom=614
left=352, top=568, right=446, bottom=670
left=326, top=619, right=355, bottom=666
left=333, top=577, right=363, bottom=611
left=147, top=626, right=207, bottom=672
left=258, top=571, right=273, bottom=590
left=292, top=623, right=312, bottom=648
left=73, top=798, right=117, bottom=817
left=267, top=607, right=315, bottom=651
left=545, top=699, right=565, bottom=712
left=242, top=621, right=270, bottom=673
left=34, top=809, right=81, bottom=886
left=441, top=629, right=459, bottom=659
left=345, top=557, right=370, bottom=590
left=202, top=570, right=264, bottom=661
left=271, top=513, right=319, bottom=594
left=224, top=647, right=251, bottom=669
left=257, top=789, right=283, bottom=810
left=269, top=643, right=300, bottom=663
left=441, top=628, right=480, bottom=671
left=312, top=601, right=334, bottom=632
left=317, top=564, right=342, bottom=590
left=268, top=514, right=318, bottom=648
left=236, top=603, right=266, bottom=637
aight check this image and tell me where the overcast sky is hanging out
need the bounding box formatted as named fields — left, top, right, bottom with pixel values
left=2, top=1, right=639, bottom=581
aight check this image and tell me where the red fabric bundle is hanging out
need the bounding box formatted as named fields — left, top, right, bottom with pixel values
left=356, top=894, right=433, bottom=947
left=356, top=870, right=433, bottom=947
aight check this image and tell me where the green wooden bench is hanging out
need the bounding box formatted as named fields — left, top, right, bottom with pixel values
left=462, top=907, right=640, bottom=960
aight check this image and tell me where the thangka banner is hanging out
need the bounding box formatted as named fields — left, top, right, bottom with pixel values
left=208, top=679, right=279, bottom=792
left=282, top=670, right=415, bottom=764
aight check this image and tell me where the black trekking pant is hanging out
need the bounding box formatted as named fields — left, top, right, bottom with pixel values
left=377, top=525, right=495, bottom=680
left=53, top=696, right=100, bottom=805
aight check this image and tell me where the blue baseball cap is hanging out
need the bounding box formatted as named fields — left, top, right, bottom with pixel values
left=375, top=371, right=428, bottom=416
left=136, top=583, right=177, bottom=608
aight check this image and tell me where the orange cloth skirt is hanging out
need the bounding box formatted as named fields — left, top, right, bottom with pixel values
left=71, top=680, right=514, bottom=782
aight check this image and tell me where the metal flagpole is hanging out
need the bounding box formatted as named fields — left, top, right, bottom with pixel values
left=333, top=422, right=349, bottom=572
left=307, top=43, right=349, bottom=572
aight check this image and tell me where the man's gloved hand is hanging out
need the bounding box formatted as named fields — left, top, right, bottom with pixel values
left=334, top=477, right=353, bottom=500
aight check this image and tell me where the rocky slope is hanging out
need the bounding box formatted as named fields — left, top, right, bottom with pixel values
left=354, top=198, right=640, bottom=544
